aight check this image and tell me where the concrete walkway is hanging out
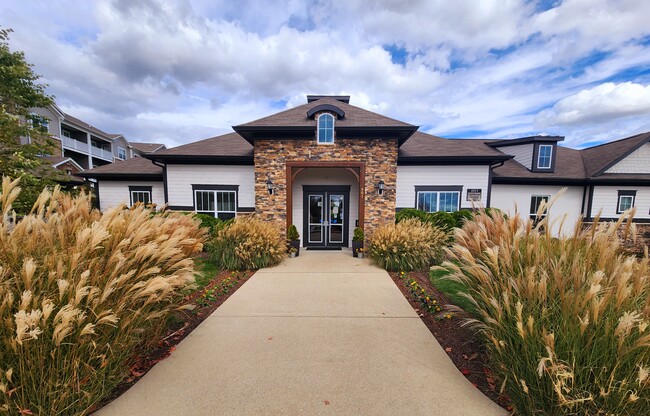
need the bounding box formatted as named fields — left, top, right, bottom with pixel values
left=97, top=251, right=505, bottom=416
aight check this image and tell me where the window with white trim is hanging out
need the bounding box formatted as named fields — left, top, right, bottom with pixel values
left=416, top=191, right=460, bottom=212
left=317, top=113, right=334, bottom=144
left=537, top=145, right=553, bottom=169
left=129, top=186, right=153, bottom=207
left=118, top=147, right=127, bottom=160
left=195, top=190, right=237, bottom=220
left=530, top=195, right=550, bottom=219
left=617, top=190, right=636, bottom=214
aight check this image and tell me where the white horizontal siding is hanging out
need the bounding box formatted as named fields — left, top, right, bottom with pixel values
left=396, top=165, right=489, bottom=209
left=605, top=143, right=650, bottom=173
left=490, top=185, right=584, bottom=235
left=292, top=168, right=359, bottom=246
left=166, top=165, right=255, bottom=209
left=98, top=181, right=164, bottom=211
left=590, top=186, right=650, bottom=219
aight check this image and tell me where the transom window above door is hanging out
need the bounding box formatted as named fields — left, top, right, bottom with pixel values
left=195, top=189, right=237, bottom=220
left=317, top=113, right=334, bottom=144
left=415, top=186, right=462, bottom=212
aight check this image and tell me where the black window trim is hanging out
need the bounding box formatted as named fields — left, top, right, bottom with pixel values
left=414, top=185, right=463, bottom=212
left=617, top=190, right=636, bottom=214
left=192, top=184, right=239, bottom=219
left=529, top=194, right=550, bottom=218
left=129, top=186, right=152, bottom=206
left=531, top=143, right=557, bottom=172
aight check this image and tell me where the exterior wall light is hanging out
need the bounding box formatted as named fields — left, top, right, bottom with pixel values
left=266, top=178, right=274, bottom=195
left=377, top=179, right=385, bottom=195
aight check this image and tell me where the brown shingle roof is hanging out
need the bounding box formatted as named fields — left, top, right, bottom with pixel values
left=151, top=132, right=253, bottom=158
left=236, top=98, right=415, bottom=128
left=580, top=131, right=650, bottom=177
left=78, top=157, right=162, bottom=178
left=130, top=142, right=167, bottom=153
left=399, top=132, right=509, bottom=160
left=492, top=146, right=587, bottom=181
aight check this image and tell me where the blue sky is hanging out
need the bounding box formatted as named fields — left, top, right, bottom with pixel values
left=2, top=0, right=650, bottom=149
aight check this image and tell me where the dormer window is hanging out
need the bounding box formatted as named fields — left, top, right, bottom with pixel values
left=537, top=145, right=553, bottom=169
left=317, top=113, right=334, bottom=144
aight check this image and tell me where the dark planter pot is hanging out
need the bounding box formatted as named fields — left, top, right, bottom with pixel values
left=288, top=240, right=300, bottom=257
left=352, top=240, right=363, bottom=258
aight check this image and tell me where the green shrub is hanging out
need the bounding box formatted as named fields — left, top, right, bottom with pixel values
left=353, top=227, right=364, bottom=241
left=210, top=216, right=285, bottom=270
left=396, top=208, right=481, bottom=232
left=368, top=218, right=449, bottom=271
left=0, top=177, right=204, bottom=415
left=439, top=209, right=650, bottom=415
left=287, top=224, right=300, bottom=241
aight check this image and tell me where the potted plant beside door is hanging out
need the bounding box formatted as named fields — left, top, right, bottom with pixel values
left=287, top=225, right=300, bottom=257
left=352, top=227, right=364, bottom=257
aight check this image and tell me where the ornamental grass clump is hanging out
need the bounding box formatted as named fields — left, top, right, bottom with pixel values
left=440, top=205, right=650, bottom=415
left=0, top=177, right=204, bottom=415
left=210, top=216, right=285, bottom=270
left=369, top=218, right=449, bottom=271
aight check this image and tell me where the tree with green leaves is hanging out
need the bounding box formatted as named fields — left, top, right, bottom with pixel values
left=0, top=27, right=61, bottom=213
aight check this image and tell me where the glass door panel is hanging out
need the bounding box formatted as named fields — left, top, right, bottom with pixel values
left=328, top=194, right=344, bottom=244
left=308, top=194, right=324, bottom=244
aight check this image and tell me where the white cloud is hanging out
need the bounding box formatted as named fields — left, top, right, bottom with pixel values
left=1, top=0, right=650, bottom=149
left=535, top=82, right=650, bottom=127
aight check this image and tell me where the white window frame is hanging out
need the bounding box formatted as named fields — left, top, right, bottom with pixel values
left=537, top=145, right=553, bottom=169
left=416, top=191, right=461, bottom=212
left=530, top=195, right=550, bottom=219
left=194, top=190, right=237, bottom=219
left=117, top=147, right=127, bottom=160
left=130, top=190, right=151, bottom=206
left=617, top=194, right=635, bottom=214
left=317, top=113, right=335, bottom=144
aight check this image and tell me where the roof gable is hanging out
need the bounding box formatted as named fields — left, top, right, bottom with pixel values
left=233, top=97, right=418, bottom=145
left=581, top=131, right=650, bottom=177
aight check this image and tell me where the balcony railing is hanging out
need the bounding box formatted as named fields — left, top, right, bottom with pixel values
left=62, top=136, right=88, bottom=153
left=91, top=146, right=113, bottom=161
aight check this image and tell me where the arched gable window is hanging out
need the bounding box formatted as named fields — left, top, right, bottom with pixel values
left=317, top=113, right=334, bottom=144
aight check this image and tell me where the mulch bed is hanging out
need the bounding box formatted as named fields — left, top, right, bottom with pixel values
left=388, top=270, right=512, bottom=412
left=93, top=266, right=256, bottom=412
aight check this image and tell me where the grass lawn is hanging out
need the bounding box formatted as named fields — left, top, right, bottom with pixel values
left=429, top=267, right=476, bottom=315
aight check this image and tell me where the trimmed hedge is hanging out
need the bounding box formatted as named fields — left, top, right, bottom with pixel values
left=395, top=208, right=502, bottom=232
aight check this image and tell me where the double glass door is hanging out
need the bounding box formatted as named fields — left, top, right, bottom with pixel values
left=304, top=187, right=349, bottom=247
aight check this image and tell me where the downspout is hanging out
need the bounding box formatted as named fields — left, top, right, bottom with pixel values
left=486, top=161, right=505, bottom=208
left=150, top=160, right=168, bottom=205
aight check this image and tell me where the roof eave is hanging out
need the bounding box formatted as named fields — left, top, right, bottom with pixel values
left=144, top=153, right=254, bottom=165
left=487, top=136, right=565, bottom=148
left=492, top=176, right=585, bottom=185
left=76, top=172, right=163, bottom=181
left=398, top=154, right=512, bottom=165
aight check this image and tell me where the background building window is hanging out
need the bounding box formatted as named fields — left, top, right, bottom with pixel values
left=118, top=147, right=127, bottom=160
left=417, top=191, right=460, bottom=212
left=195, top=190, right=237, bottom=220
left=537, top=145, right=553, bottom=169
left=317, top=113, right=334, bottom=144
left=617, top=190, right=636, bottom=213
left=530, top=195, right=550, bottom=219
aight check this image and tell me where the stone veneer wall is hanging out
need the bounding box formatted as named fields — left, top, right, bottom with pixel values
left=254, top=137, right=398, bottom=241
